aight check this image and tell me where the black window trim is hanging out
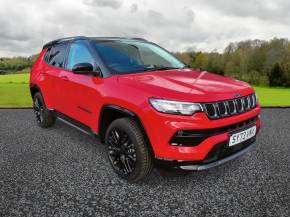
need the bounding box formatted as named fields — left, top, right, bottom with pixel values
left=43, top=47, right=51, bottom=63
left=43, top=37, right=132, bottom=78
left=43, top=42, right=69, bottom=70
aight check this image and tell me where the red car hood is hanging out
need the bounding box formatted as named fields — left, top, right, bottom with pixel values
left=117, top=69, right=254, bottom=102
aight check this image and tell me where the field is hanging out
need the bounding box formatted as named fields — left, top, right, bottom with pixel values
left=254, top=86, right=290, bottom=107
left=0, top=73, right=31, bottom=107
left=0, top=73, right=289, bottom=107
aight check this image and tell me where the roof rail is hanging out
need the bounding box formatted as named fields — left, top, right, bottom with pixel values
left=130, top=37, right=147, bottom=41
left=42, top=36, right=148, bottom=49
left=43, top=36, right=87, bottom=49
left=91, top=37, right=147, bottom=41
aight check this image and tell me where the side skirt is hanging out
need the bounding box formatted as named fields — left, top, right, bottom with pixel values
left=53, top=110, right=98, bottom=138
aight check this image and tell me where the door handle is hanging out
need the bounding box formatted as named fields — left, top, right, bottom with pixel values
left=60, top=76, right=69, bottom=81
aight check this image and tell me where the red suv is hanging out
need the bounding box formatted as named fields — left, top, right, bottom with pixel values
left=30, top=36, right=261, bottom=182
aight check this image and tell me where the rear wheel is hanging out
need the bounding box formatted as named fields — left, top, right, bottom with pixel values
left=105, top=118, right=153, bottom=182
left=33, top=92, right=56, bottom=128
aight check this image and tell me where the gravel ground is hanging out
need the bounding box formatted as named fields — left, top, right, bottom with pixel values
left=0, top=109, right=289, bottom=217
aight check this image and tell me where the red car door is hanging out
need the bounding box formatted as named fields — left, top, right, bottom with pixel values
left=42, top=44, right=69, bottom=112
left=59, top=40, right=102, bottom=128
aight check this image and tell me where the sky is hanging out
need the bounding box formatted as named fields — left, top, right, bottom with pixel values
left=0, top=0, right=290, bottom=57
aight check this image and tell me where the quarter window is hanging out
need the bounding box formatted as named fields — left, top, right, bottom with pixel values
left=46, top=44, right=67, bottom=68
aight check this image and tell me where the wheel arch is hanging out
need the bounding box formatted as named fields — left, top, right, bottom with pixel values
left=30, top=84, right=52, bottom=110
left=30, top=84, right=41, bottom=99
left=98, top=105, right=154, bottom=155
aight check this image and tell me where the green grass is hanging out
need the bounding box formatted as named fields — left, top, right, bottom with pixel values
left=254, top=86, right=290, bottom=107
left=0, top=73, right=289, bottom=107
left=0, top=83, right=32, bottom=107
left=0, top=73, right=31, bottom=107
left=0, top=73, right=30, bottom=84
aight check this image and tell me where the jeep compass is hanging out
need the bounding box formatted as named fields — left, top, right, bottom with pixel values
left=30, top=36, right=261, bottom=182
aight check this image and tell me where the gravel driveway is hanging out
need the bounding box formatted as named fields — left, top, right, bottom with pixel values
left=0, top=109, right=289, bottom=216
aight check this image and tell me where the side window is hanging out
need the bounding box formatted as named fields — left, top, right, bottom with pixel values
left=44, top=48, right=51, bottom=62
left=47, top=44, right=67, bottom=68
left=67, top=42, right=95, bottom=70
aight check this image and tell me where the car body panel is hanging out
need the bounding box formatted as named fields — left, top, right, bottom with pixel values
left=117, top=69, right=253, bottom=103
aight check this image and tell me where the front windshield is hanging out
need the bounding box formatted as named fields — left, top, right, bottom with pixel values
left=93, top=40, right=186, bottom=74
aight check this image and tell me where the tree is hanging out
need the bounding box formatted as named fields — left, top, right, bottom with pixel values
left=174, top=38, right=290, bottom=87
left=269, top=63, right=284, bottom=86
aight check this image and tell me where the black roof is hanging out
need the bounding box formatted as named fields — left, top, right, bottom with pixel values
left=43, top=36, right=147, bottom=49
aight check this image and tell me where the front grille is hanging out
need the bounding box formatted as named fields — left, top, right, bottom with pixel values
left=203, top=93, right=257, bottom=119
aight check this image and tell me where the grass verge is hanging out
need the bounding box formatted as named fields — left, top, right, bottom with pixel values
left=254, top=86, right=290, bottom=107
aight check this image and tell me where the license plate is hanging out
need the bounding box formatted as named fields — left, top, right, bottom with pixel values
left=229, top=126, right=256, bottom=147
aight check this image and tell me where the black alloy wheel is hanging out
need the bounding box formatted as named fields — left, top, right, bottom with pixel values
left=105, top=118, right=153, bottom=182
left=33, top=95, right=44, bottom=124
left=107, top=128, right=137, bottom=175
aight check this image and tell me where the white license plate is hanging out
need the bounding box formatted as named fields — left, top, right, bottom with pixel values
left=229, top=126, right=256, bottom=147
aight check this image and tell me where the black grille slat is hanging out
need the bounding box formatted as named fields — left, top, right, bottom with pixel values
left=203, top=94, right=257, bottom=119
left=252, top=94, right=256, bottom=108
left=236, top=98, right=243, bottom=112
left=228, top=100, right=236, bottom=114
left=249, top=95, right=253, bottom=108
left=217, top=102, right=227, bottom=116
left=204, top=103, right=217, bottom=117
left=244, top=96, right=250, bottom=110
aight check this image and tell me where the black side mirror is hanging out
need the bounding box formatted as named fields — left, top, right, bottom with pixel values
left=72, top=63, right=94, bottom=75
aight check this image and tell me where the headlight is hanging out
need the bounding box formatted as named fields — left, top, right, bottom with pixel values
left=149, top=98, right=203, bottom=115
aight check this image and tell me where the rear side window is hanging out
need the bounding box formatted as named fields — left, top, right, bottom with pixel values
left=45, top=44, right=67, bottom=68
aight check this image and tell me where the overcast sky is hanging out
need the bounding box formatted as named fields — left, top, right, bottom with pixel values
left=1, top=0, right=290, bottom=57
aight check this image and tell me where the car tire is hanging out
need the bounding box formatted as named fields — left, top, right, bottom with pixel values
left=105, top=118, right=153, bottom=182
left=33, top=92, right=56, bottom=128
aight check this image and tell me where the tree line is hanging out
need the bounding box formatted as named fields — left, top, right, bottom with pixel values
left=175, top=38, right=290, bottom=87
left=0, top=38, right=289, bottom=87
left=0, top=55, right=37, bottom=74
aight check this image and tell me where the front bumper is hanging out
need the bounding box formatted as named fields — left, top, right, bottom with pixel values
left=179, top=140, right=256, bottom=170
left=142, top=105, right=261, bottom=162
left=154, top=136, right=256, bottom=170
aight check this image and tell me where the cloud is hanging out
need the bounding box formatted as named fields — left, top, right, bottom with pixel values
left=0, top=0, right=290, bottom=56
left=203, top=0, right=290, bottom=24
left=185, top=8, right=195, bottom=23
left=82, top=0, right=122, bottom=9
left=130, top=3, right=138, bottom=13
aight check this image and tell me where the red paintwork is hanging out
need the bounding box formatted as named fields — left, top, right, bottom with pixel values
left=30, top=49, right=261, bottom=161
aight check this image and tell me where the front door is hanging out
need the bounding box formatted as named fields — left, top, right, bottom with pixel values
left=60, top=40, right=101, bottom=128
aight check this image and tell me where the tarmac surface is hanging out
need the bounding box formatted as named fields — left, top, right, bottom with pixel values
left=0, top=109, right=289, bottom=216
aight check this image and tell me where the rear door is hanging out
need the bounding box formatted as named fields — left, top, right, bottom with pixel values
left=43, top=44, right=68, bottom=110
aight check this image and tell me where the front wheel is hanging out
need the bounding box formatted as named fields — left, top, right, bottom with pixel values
left=105, top=118, right=153, bottom=182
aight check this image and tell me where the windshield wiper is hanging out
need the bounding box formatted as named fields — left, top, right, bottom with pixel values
left=182, top=64, right=191, bottom=69
left=143, top=65, right=180, bottom=71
